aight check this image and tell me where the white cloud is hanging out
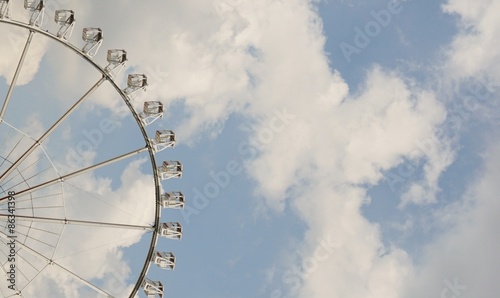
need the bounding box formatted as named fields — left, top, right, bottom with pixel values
left=257, top=0, right=500, bottom=297
left=400, top=135, right=455, bottom=206
left=442, top=0, right=500, bottom=81
left=0, top=26, right=48, bottom=86
left=286, top=183, right=412, bottom=298
left=390, top=1, right=500, bottom=296
left=248, top=66, right=450, bottom=211
left=0, top=1, right=49, bottom=86
left=256, top=64, right=450, bottom=297
left=401, top=138, right=500, bottom=298
left=117, top=2, right=449, bottom=298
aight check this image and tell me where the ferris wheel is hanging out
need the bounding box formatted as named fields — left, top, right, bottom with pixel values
left=0, top=1, right=184, bottom=297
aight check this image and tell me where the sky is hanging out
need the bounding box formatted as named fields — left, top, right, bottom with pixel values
left=0, top=0, right=499, bottom=297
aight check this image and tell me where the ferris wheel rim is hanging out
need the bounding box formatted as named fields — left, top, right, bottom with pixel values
left=0, top=17, right=163, bottom=298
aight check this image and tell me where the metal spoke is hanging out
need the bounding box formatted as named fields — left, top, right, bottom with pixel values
left=9, top=229, right=56, bottom=249
left=0, top=146, right=148, bottom=203
left=1, top=155, right=46, bottom=187
left=3, top=157, right=55, bottom=195
left=0, top=77, right=106, bottom=184
left=0, top=205, right=63, bottom=211
left=0, top=31, right=34, bottom=121
left=0, top=214, right=154, bottom=231
left=0, top=134, right=23, bottom=170
left=13, top=221, right=61, bottom=236
left=0, top=192, right=61, bottom=206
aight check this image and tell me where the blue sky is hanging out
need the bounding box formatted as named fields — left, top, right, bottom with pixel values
left=1, top=0, right=500, bottom=297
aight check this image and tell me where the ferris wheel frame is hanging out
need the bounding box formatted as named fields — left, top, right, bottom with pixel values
left=0, top=3, right=182, bottom=298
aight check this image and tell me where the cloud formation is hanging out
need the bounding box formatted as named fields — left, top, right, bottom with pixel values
left=1, top=0, right=500, bottom=297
